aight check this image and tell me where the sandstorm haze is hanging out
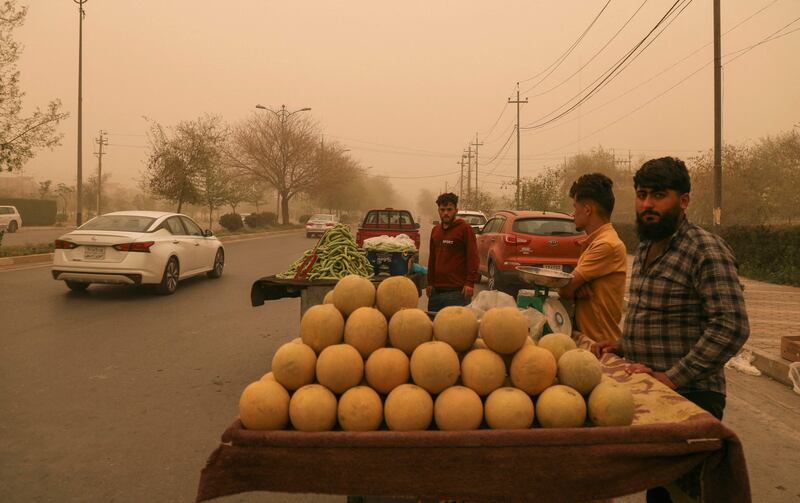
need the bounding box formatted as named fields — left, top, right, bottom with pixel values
left=12, top=0, right=800, bottom=206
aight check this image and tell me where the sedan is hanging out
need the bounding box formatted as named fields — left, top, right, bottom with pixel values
left=51, top=211, right=224, bottom=294
left=305, top=213, right=338, bottom=238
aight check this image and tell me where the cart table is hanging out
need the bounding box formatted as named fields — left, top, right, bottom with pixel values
left=197, top=348, right=749, bottom=502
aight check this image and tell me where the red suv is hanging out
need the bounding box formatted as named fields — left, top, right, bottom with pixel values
left=476, top=210, right=584, bottom=292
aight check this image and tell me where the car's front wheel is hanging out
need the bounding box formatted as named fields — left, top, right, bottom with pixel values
left=155, top=257, right=179, bottom=295
left=7, top=221, right=18, bottom=233
left=65, top=280, right=89, bottom=291
left=207, top=248, right=224, bottom=278
left=488, top=260, right=503, bottom=291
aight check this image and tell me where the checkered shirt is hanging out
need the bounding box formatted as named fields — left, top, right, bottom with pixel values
left=620, top=218, right=750, bottom=395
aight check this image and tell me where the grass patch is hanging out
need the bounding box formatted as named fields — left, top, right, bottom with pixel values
left=0, top=243, right=55, bottom=257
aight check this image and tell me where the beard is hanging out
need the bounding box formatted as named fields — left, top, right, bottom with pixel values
left=636, top=205, right=681, bottom=241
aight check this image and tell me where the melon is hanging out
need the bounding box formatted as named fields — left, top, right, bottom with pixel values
left=588, top=382, right=635, bottom=427
left=558, top=349, right=603, bottom=395
left=333, top=274, right=376, bottom=317
left=291, top=337, right=303, bottom=344
left=271, top=342, right=317, bottom=391
left=376, top=276, right=419, bottom=319
left=485, top=387, right=535, bottom=429
left=461, top=349, right=506, bottom=396
left=323, top=290, right=335, bottom=304
left=316, top=344, right=364, bottom=394
left=338, top=386, right=384, bottom=431
left=260, top=371, right=276, bottom=382
left=536, top=384, right=587, bottom=428
left=473, top=338, right=488, bottom=350
left=239, top=380, right=290, bottom=430
left=344, top=307, right=388, bottom=358
left=537, top=333, right=577, bottom=362
left=289, top=384, right=338, bottom=432
left=433, top=306, right=479, bottom=352
left=300, top=304, right=345, bottom=353
left=409, top=341, right=460, bottom=394
left=480, top=307, right=528, bottom=354
left=434, top=386, right=483, bottom=431
left=384, top=383, right=434, bottom=431
left=510, top=345, right=558, bottom=395
left=388, top=308, right=433, bottom=355
left=365, top=347, right=410, bottom=394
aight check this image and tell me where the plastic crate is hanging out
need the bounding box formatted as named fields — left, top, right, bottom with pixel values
left=366, top=250, right=413, bottom=276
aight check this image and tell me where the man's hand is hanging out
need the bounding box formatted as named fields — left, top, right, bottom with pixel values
left=625, top=364, right=677, bottom=389
left=590, top=340, right=619, bottom=358
left=462, top=285, right=474, bottom=300
left=425, top=286, right=432, bottom=298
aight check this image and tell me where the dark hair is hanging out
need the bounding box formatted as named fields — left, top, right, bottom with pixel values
left=634, top=157, right=691, bottom=194
left=436, top=192, right=458, bottom=207
left=569, top=173, right=615, bottom=217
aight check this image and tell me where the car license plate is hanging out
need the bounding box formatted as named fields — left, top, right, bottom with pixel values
left=543, top=264, right=562, bottom=271
left=84, top=246, right=105, bottom=260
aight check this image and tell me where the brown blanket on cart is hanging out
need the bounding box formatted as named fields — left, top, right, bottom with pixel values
left=196, top=350, right=750, bottom=502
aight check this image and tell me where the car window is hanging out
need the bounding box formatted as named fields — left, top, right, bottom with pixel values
left=180, top=217, right=204, bottom=236
left=483, top=217, right=502, bottom=233
left=311, top=214, right=334, bottom=221
left=164, top=217, right=186, bottom=235
left=513, top=218, right=580, bottom=236
left=458, top=214, right=486, bottom=226
left=365, top=212, right=377, bottom=224
left=80, top=215, right=156, bottom=232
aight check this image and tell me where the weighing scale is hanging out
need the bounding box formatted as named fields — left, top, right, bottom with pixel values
left=515, top=266, right=573, bottom=335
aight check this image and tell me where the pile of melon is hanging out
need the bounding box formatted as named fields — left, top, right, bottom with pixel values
left=239, top=274, right=635, bottom=432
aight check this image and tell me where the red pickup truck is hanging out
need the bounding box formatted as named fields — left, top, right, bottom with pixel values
left=355, top=208, right=421, bottom=251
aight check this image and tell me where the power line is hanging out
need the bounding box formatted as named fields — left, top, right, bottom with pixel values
left=521, top=0, right=690, bottom=131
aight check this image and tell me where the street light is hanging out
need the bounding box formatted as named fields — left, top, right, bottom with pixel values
left=74, top=0, right=88, bottom=226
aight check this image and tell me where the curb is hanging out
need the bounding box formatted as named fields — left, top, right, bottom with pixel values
left=0, top=252, right=53, bottom=267
left=744, top=344, right=792, bottom=387
left=0, top=229, right=303, bottom=269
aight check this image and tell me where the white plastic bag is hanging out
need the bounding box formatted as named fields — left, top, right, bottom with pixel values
left=470, top=290, right=517, bottom=312
left=521, top=308, right=547, bottom=341
left=789, top=362, right=800, bottom=396
left=724, top=350, right=762, bottom=377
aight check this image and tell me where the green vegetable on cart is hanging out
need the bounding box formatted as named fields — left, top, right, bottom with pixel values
left=276, top=224, right=374, bottom=280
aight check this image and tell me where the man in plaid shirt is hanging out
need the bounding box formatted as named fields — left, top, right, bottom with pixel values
left=594, top=157, right=749, bottom=421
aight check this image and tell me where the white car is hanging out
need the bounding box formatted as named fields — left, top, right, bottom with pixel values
left=456, top=210, right=488, bottom=234
left=0, top=205, right=22, bottom=232
left=51, top=211, right=224, bottom=294
left=305, top=213, right=338, bottom=238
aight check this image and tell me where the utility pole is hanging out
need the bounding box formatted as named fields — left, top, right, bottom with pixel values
left=713, top=0, right=722, bottom=231
left=508, top=84, right=528, bottom=210
left=470, top=133, right=483, bottom=205
left=94, top=130, right=108, bottom=216
left=458, top=156, right=466, bottom=198
left=74, top=0, right=88, bottom=226
left=464, top=146, right=473, bottom=201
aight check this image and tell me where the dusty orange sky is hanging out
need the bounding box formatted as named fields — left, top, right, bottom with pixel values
left=11, top=0, right=800, bottom=205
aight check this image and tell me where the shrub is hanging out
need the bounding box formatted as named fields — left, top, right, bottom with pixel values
left=219, top=212, right=243, bottom=231
left=0, top=198, right=57, bottom=225
left=55, top=213, right=68, bottom=223
left=244, top=212, right=278, bottom=228
left=299, top=214, right=312, bottom=224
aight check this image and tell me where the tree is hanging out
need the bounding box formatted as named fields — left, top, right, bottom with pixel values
left=38, top=179, right=52, bottom=199
left=143, top=115, right=227, bottom=213
left=519, top=166, right=566, bottom=213
left=55, top=182, right=74, bottom=216
left=228, top=111, right=319, bottom=224
left=309, top=143, right=367, bottom=214
left=0, top=1, right=69, bottom=171
left=82, top=172, right=111, bottom=218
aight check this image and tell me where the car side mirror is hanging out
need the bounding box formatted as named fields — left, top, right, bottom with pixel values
left=414, top=222, right=420, bottom=229
left=203, top=229, right=214, bottom=237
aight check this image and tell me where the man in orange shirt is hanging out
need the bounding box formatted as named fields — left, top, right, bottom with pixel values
left=559, top=173, right=627, bottom=342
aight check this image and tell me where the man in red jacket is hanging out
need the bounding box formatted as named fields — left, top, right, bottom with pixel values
left=426, top=192, right=480, bottom=312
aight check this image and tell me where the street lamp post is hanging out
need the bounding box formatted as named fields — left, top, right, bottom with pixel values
left=254, top=104, right=312, bottom=221
left=74, top=0, right=88, bottom=226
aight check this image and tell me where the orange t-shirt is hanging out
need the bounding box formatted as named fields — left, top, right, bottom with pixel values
left=574, top=223, right=627, bottom=343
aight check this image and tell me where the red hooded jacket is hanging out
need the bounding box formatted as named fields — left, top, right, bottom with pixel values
left=427, top=218, right=480, bottom=289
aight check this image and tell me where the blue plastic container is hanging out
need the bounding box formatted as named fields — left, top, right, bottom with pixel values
left=366, top=251, right=412, bottom=276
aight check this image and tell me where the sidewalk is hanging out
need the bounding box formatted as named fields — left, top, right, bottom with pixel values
left=625, top=256, right=799, bottom=386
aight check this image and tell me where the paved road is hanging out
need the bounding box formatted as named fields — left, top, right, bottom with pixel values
left=2, top=229, right=799, bottom=502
